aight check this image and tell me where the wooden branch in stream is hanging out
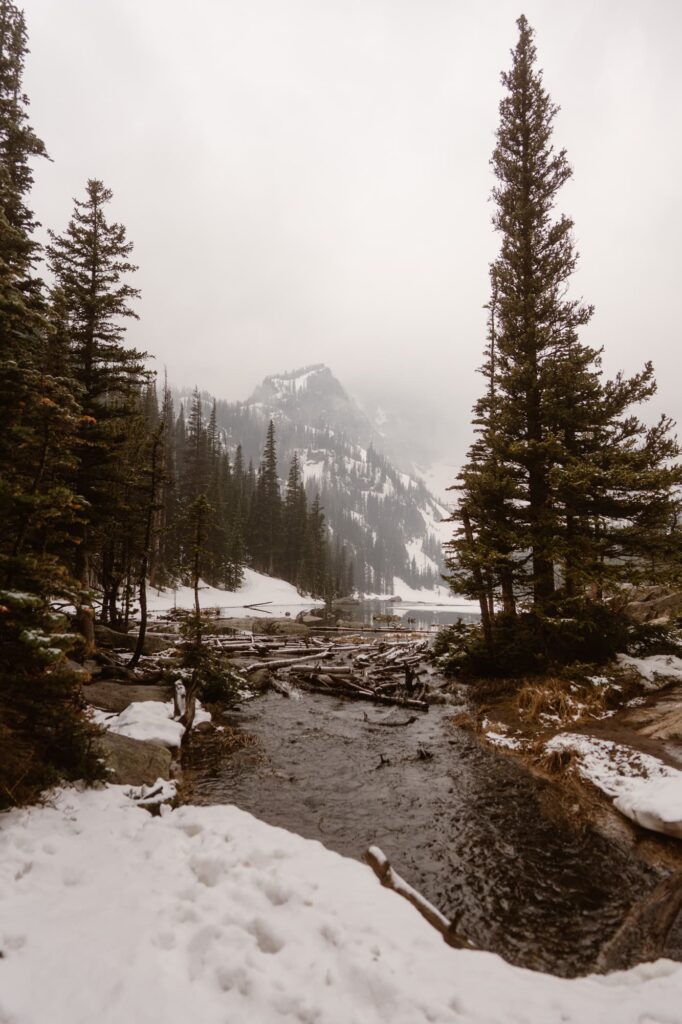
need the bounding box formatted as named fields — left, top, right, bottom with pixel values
left=365, top=846, right=473, bottom=950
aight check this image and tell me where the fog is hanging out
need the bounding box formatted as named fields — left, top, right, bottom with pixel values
left=22, top=0, right=682, bottom=467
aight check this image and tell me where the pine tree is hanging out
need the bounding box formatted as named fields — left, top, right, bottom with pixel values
left=303, top=493, right=327, bottom=598
left=248, top=420, right=282, bottom=575
left=0, top=2, right=101, bottom=805
left=282, top=452, right=307, bottom=585
left=448, top=16, right=682, bottom=666
left=46, top=180, right=145, bottom=592
left=0, top=0, right=46, bottom=282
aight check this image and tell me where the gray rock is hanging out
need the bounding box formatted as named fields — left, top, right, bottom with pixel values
left=249, top=668, right=273, bottom=692
left=94, top=624, right=173, bottom=654
left=624, top=591, right=682, bottom=623
left=95, top=732, right=172, bottom=786
left=63, top=658, right=92, bottom=683
left=84, top=682, right=171, bottom=713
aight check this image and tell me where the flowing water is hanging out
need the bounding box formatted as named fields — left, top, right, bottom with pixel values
left=183, top=690, right=661, bottom=977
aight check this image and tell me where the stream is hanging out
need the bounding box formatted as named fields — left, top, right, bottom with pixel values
left=182, top=689, right=663, bottom=978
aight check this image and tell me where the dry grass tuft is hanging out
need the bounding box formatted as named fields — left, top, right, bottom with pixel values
left=516, top=677, right=573, bottom=722
left=540, top=746, right=577, bottom=774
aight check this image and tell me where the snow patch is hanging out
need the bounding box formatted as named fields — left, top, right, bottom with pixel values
left=2, top=785, right=682, bottom=1023
left=616, top=653, right=682, bottom=688
left=146, top=569, right=322, bottom=616
left=545, top=733, right=682, bottom=840
left=91, top=700, right=210, bottom=749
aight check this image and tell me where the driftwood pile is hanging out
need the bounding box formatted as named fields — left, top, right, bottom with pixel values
left=237, top=634, right=433, bottom=711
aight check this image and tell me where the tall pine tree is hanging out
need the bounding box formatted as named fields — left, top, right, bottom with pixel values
left=448, top=16, right=682, bottom=664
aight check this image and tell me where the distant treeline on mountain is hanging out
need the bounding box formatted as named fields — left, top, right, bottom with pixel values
left=146, top=383, right=351, bottom=602
left=174, top=364, right=448, bottom=596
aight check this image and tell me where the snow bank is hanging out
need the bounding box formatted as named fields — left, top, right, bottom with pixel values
left=617, top=653, right=682, bottom=687
left=546, top=733, right=682, bottom=840
left=365, top=577, right=479, bottom=609
left=147, top=568, right=322, bottom=615
left=2, top=786, right=682, bottom=1024
left=615, top=776, right=682, bottom=839
left=91, top=700, right=210, bottom=749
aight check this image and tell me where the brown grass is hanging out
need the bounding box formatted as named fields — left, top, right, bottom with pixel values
left=515, top=675, right=617, bottom=726
left=516, top=677, right=574, bottom=722
left=539, top=746, right=577, bottom=775
left=449, top=711, right=482, bottom=733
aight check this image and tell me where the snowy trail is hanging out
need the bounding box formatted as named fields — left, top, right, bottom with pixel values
left=1, top=786, right=682, bottom=1023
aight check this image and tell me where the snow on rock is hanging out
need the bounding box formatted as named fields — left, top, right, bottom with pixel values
left=616, top=653, right=682, bottom=688
left=614, top=777, right=682, bottom=840
left=146, top=568, right=322, bottom=615
left=2, top=785, right=682, bottom=1024
left=91, top=700, right=210, bottom=749
left=545, top=733, right=682, bottom=840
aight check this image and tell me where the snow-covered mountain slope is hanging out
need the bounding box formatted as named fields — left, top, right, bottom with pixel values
left=147, top=568, right=322, bottom=617
left=202, top=365, right=455, bottom=596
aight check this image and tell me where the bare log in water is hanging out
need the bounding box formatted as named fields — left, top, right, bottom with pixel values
left=364, top=846, right=472, bottom=950
left=244, top=650, right=332, bottom=675
left=294, top=674, right=429, bottom=711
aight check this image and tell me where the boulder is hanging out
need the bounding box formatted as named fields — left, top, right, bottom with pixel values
left=95, top=732, right=172, bottom=786
left=83, top=681, right=171, bottom=714
left=624, top=591, right=682, bottom=623
left=248, top=668, right=273, bottom=692
left=62, top=658, right=92, bottom=684
left=300, top=613, right=324, bottom=625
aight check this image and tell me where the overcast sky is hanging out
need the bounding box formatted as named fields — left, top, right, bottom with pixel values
left=22, top=0, right=682, bottom=466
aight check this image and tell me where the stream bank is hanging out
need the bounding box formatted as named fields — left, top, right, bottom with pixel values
left=180, top=687, right=679, bottom=977
left=84, top=616, right=682, bottom=978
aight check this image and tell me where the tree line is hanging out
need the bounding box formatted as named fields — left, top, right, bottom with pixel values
left=0, top=0, right=347, bottom=804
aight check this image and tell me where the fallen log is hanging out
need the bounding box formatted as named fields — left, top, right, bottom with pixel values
left=244, top=650, right=332, bottom=675
left=294, top=676, right=429, bottom=711
left=365, top=846, right=472, bottom=950
left=294, top=666, right=354, bottom=679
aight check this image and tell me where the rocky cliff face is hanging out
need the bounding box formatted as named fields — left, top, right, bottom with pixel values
left=189, top=365, right=452, bottom=595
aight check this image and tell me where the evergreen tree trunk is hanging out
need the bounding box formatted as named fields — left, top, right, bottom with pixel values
left=130, top=426, right=164, bottom=669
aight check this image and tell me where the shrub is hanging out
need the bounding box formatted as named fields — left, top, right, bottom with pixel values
left=0, top=590, right=105, bottom=808
left=435, top=599, right=632, bottom=678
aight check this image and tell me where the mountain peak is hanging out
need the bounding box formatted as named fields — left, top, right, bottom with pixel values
left=251, top=364, right=340, bottom=403
left=247, top=364, right=373, bottom=443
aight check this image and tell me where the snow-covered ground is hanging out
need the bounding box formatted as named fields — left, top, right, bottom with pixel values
left=545, top=733, right=682, bottom=840
left=146, top=568, right=323, bottom=618
left=2, top=786, right=682, bottom=1024
left=145, top=569, right=477, bottom=615
left=416, top=461, right=460, bottom=506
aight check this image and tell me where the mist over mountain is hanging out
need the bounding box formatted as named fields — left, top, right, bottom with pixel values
left=178, top=364, right=452, bottom=595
